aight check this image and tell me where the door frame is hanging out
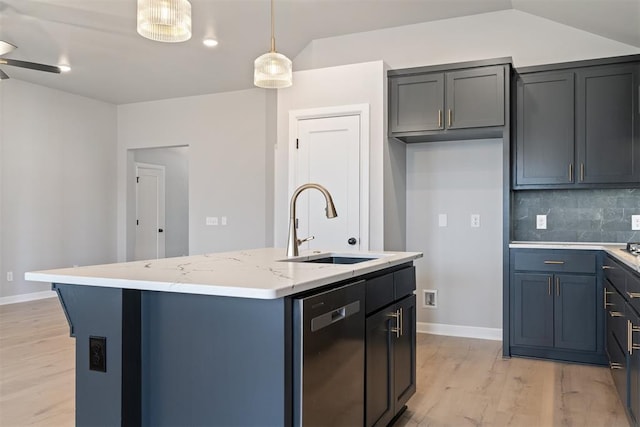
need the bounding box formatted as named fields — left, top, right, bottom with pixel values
left=134, top=161, right=166, bottom=259
left=288, top=104, right=370, bottom=251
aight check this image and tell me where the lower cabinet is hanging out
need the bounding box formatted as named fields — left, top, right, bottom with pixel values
left=365, top=267, right=416, bottom=427
left=510, top=249, right=604, bottom=364
left=604, top=255, right=640, bottom=426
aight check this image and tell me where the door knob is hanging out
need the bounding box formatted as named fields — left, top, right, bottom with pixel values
left=348, top=237, right=357, bottom=245
left=158, top=228, right=164, bottom=233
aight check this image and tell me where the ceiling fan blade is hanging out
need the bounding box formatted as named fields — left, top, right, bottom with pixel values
left=0, top=40, right=17, bottom=56
left=0, top=58, right=60, bottom=73
left=0, top=69, right=9, bottom=80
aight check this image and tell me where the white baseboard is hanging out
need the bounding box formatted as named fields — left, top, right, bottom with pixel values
left=0, top=290, right=57, bottom=306
left=417, top=321, right=502, bottom=341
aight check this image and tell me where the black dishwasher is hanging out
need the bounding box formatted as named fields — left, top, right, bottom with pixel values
left=293, top=280, right=365, bottom=427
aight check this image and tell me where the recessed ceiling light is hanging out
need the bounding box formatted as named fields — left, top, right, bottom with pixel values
left=203, top=38, right=218, bottom=47
left=58, top=64, right=71, bottom=73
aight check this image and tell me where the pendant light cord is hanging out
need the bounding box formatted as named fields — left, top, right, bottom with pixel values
left=270, top=0, right=276, bottom=52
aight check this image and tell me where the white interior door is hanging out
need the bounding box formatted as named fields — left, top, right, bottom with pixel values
left=294, top=114, right=361, bottom=252
left=134, top=163, right=166, bottom=260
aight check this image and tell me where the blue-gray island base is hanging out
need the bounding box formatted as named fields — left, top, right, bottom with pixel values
left=38, top=249, right=422, bottom=426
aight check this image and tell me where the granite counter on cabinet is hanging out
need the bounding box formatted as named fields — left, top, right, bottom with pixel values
left=25, top=248, right=422, bottom=427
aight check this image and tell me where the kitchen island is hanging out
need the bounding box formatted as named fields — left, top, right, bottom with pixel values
left=26, top=248, right=422, bottom=426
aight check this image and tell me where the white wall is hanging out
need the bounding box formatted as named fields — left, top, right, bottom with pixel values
left=275, top=61, right=394, bottom=251
left=0, top=79, right=117, bottom=300
left=129, top=146, right=189, bottom=259
left=117, top=89, right=273, bottom=259
left=294, top=10, right=639, bottom=71
left=406, top=140, right=503, bottom=332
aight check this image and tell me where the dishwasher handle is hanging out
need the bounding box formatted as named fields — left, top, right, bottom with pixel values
left=311, top=300, right=361, bottom=332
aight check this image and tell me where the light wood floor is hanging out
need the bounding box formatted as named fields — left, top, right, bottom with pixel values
left=0, top=298, right=630, bottom=426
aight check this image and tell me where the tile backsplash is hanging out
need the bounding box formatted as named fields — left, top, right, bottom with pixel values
left=513, top=189, right=640, bottom=243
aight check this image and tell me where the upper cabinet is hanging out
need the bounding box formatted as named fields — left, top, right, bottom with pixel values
left=388, top=59, right=510, bottom=143
left=576, top=64, right=639, bottom=185
left=516, top=72, right=575, bottom=185
left=513, top=59, right=640, bottom=189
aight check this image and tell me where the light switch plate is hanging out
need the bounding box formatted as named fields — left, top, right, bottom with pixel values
left=536, top=215, right=547, bottom=230
left=471, top=214, right=480, bottom=228
left=438, top=214, right=447, bottom=227
left=206, top=217, right=218, bottom=226
left=632, top=215, right=640, bottom=231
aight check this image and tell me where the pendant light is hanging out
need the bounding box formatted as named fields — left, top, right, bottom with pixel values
left=137, top=0, right=192, bottom=43
left=254, top=0, right=292, bottom=88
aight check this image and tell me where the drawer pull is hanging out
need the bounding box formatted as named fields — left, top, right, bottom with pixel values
left=627, top=292, right=640, bottom=299
left=610, top=362, right=624, bottom=370
left=609, top=311, right=624, bottom=317
left=544, top=261, right=565, bottom=265
left=602, top=265, right=615, bottom=270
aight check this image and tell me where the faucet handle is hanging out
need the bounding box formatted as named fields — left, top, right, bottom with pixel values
left=297, top=236, right=315, bottom=246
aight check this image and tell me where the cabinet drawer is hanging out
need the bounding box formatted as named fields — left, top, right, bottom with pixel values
left=626, top=271, right=640, bottom=315
left=603, top=257, right=627, bottom=293
left=513, top=250, right=596, bottom=273
left=394, top=267, right=416, bottom=300
left=366, top=273, right=394, bottom=315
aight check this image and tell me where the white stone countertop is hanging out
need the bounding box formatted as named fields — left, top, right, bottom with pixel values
left=509, top=241, right=640, bottom=273
left=25, top=248, right=423, bottom=299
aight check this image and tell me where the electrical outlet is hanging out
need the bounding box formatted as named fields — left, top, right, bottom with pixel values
left=632, top=215, right=640, bottom=231
left=221, top=216, right=227, bottom=226
left=89, top=336, right=107, bottom=372
left=536, top=215, right=547, bottom=230
left=423, top=290, right=438, bottom=309
left=471, top=214, right=480, bottom=228
left=438, top=214, right=447, bottom=227
left=206, top=217, right=218, bottom=226
left=6, top=271, right=13, bottom=282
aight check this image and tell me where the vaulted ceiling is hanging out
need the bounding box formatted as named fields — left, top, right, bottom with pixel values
left=1, top=0, right=638, bottom=104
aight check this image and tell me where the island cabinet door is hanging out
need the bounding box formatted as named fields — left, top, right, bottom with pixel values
left=553, top=274, right=597, bottom=352
left=393, top=294, right=416, bottom=411
left=365, top=307, right=394, bottom=427
left=512, top=273, right=554, bottom=347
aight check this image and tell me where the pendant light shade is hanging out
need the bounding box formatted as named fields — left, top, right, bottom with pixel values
left=254, top=0, right=292, bottom=88
left=137, top=0, right=192, bottom=43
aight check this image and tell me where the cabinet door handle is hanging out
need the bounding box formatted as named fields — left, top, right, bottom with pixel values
left=448, top=109, right=452, bottom=127
left=629, top=320, right=632, bottom=354
left=602, top=265, right=614, bottom=270
left=627, top=292, right=640, bottom=299
left=609, top=311, right=624, bottom=317
left=556, top=277, right=560, bottom=297
left=580, top=163, right=585, bottom=182
left=548, top=276, right=552, bottom=296
left=438, top=109, right=442, bottom=128
left=389, top=310, right=401, bottom=338
left=569, top=163, right=573, bottom=182
left=399, top=307, right=404, bottom=337
left=610, top=362, right=624, bottom=370
left=604, top=291, right=613, bottom=309
left=544, top=261, right=565, bottom=265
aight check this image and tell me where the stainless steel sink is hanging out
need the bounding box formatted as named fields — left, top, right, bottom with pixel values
left=282, top=253, right=387, bottom=264
left=295, top=256, right=377, bottom=264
